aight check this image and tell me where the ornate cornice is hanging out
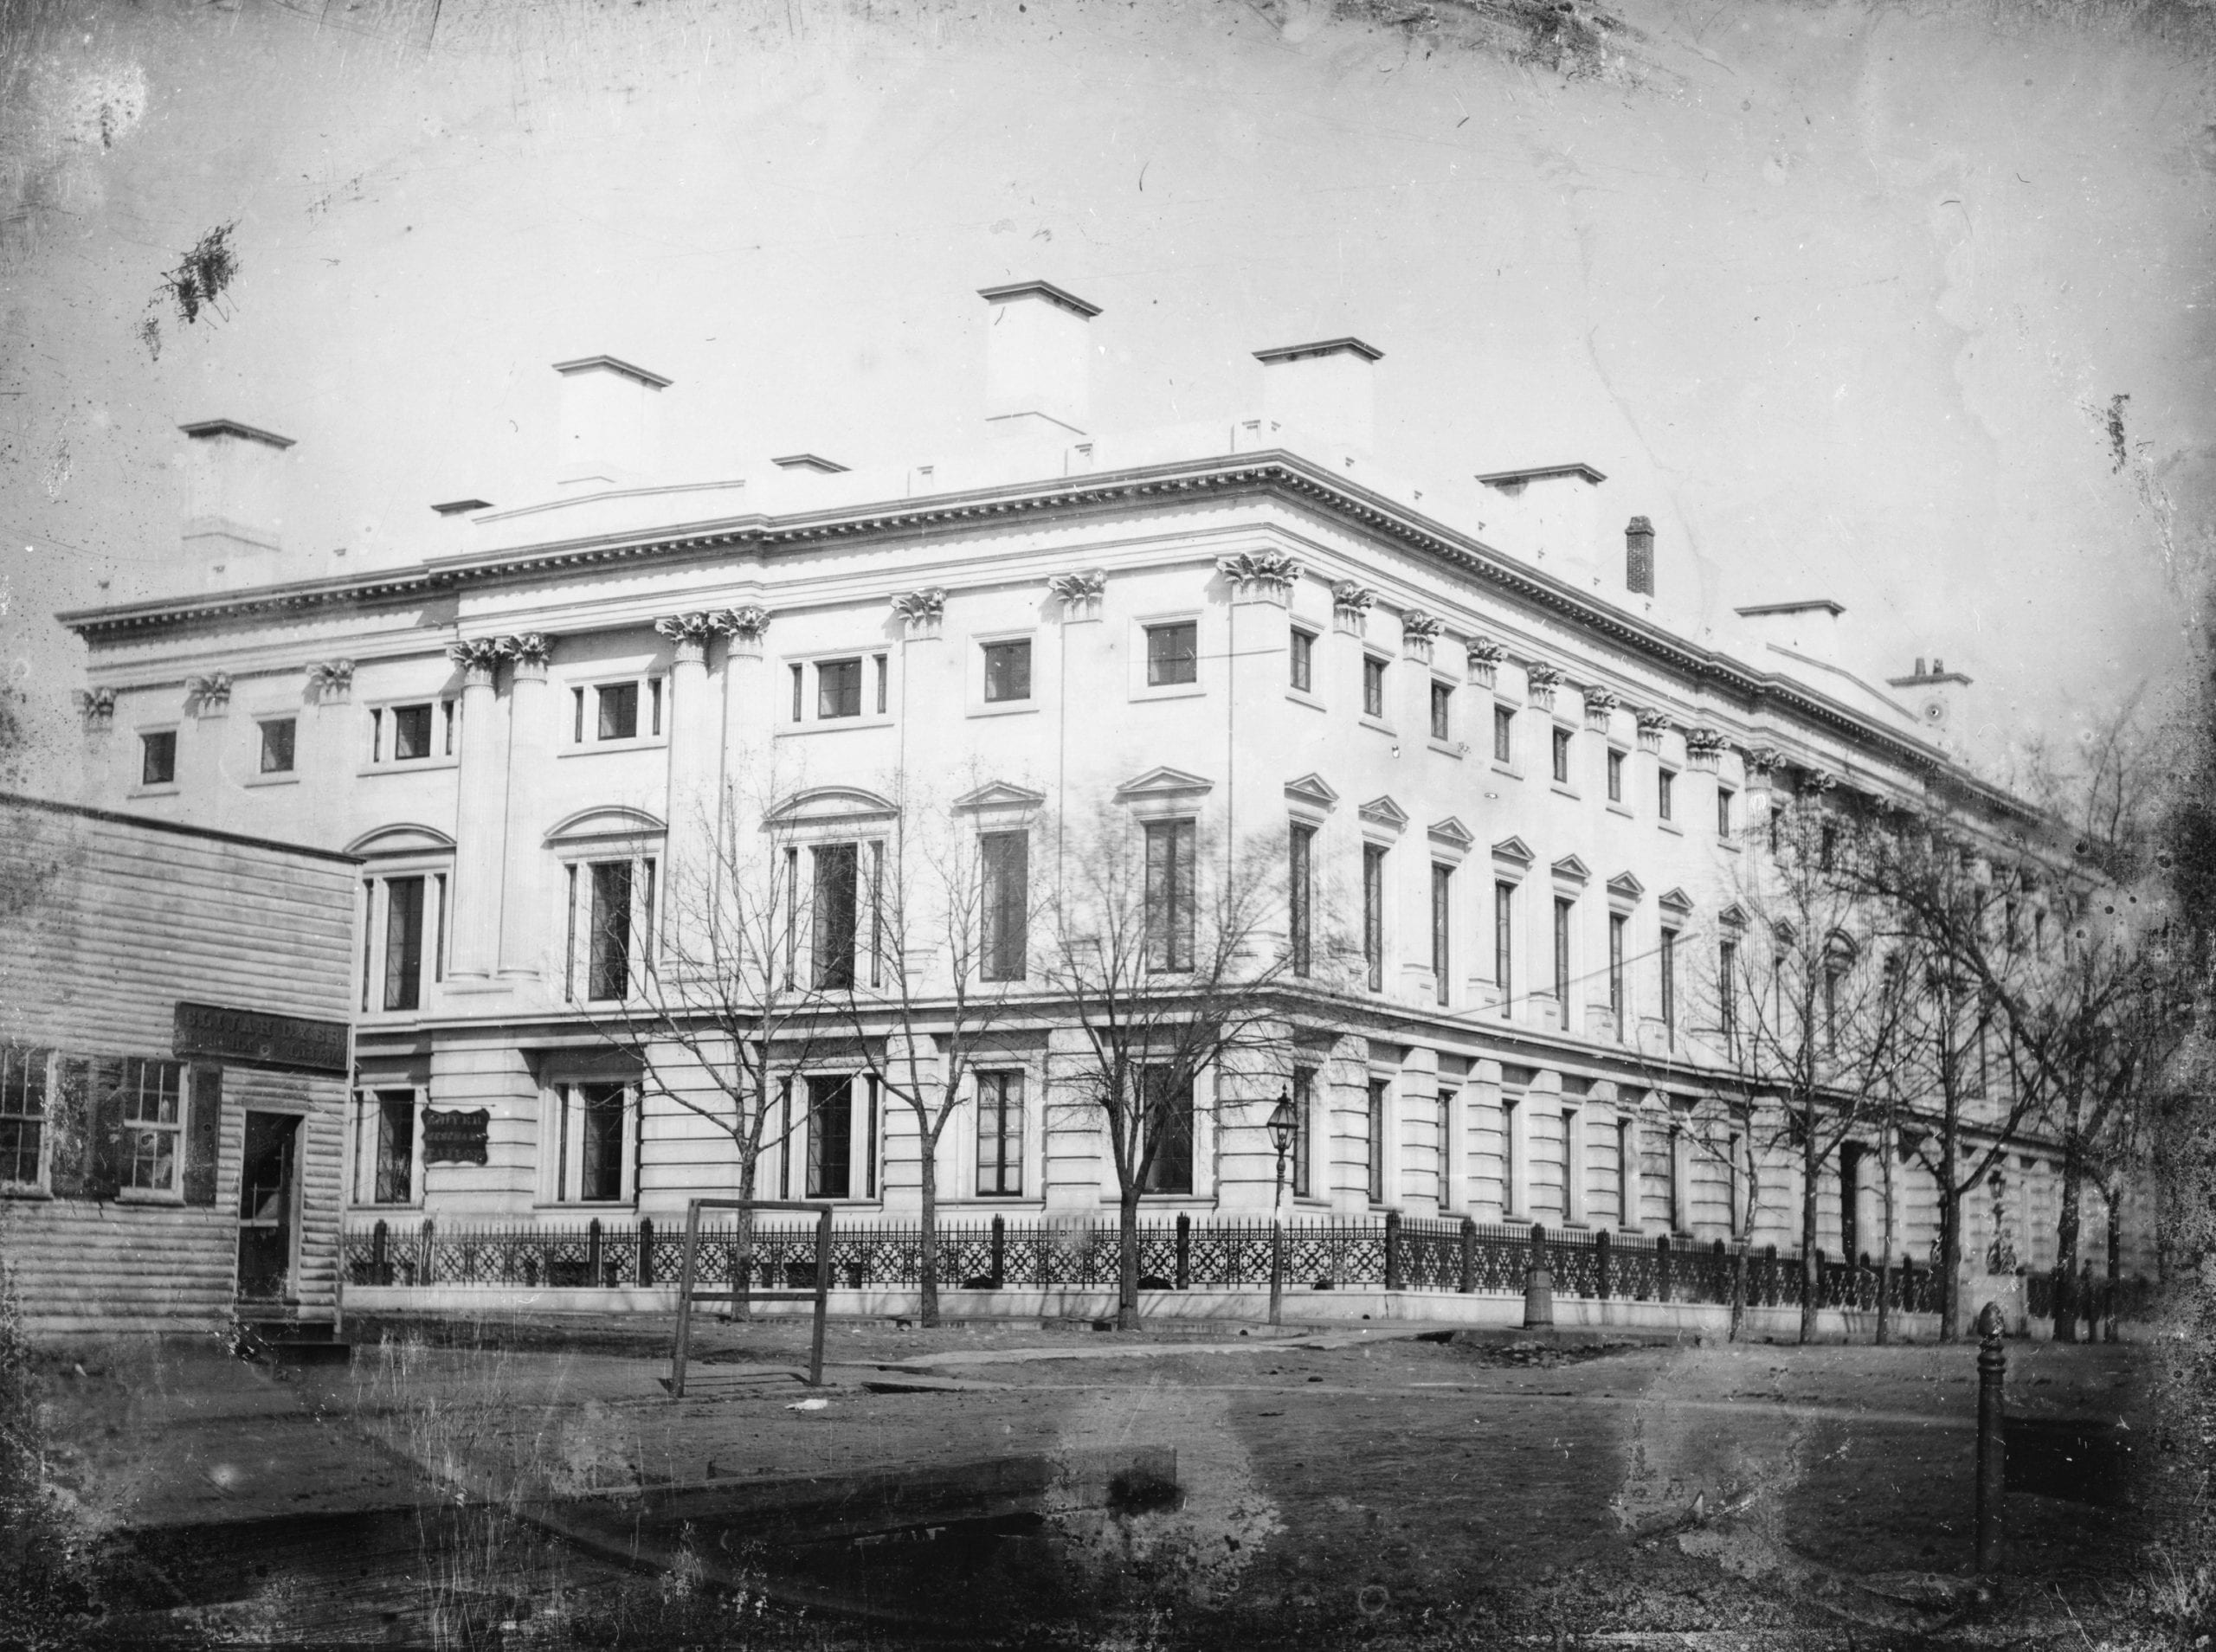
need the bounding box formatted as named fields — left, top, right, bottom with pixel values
left=890, top=588, right=947, bottom=639
left=1216, top=550, right=1300, bottom=605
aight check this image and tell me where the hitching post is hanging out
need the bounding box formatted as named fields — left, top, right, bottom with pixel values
left=1524, top=1223, right=1554, bottom=1327
left=808, top=1205, right=833, bottom=1388
left=1975, top=1301, right=2006, bottom=1575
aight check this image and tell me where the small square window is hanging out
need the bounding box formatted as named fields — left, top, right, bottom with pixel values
left=1607, top=748, right=1624, bottom=802
left=1659, top=768, right=1677, bottom=821
left=1290, top=627, right=1314, bottom=694
left=1430, top=681, right=1453, bottom=742
left=818, top=658, right=863, bottom=718
left=982, top=640, right=1033, bottom=704
left=1493, top=704, right=1515, bottom=764
left=258, top=718, right=296, bottom=775
left=391, top=704, right=434, bottom=761
left=1146, top=622, right=1198, bottom=687
left=1551, top=726, right=1572, bottom=784
left=140, top=730, right=177, bottom=787
left=1362, top=655, right=1387, bottom=718
left=596, top=682, right=639, bottom=742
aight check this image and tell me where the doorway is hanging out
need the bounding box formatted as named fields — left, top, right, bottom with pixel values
left=238, top=1112, right=301, bottom=1302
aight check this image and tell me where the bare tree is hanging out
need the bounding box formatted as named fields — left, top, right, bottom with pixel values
left=1037, top=806, right=1295, bottom=1331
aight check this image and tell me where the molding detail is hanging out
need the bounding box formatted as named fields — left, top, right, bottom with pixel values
left=1581, top=688, right=1620, bottom=732
left=1357, top=794, right=1410, bottom=834
left=1216, top=550, right=1300, bottom=605
left=498, top=633, right=553, bottom=680
left=1465, top=637, right=1504, bottom=689
left=1685, top=726, right=1727, bottom=772
left=1048, top=569, right=1107, bottom=623
left=654, top=611, right=717, bottom=665
left=1635, top=707, right=1673, bottom=752
left=712, top=606, right=772, bottom=658
left=1330, top=580, right=1375, bottom=637
left=1284, top=772, right=1340, bottom=818
left=889, top=588, right=947, bottom=640
left=77, top=687, right=116, bottom=730
left=306, top=659, right=354, bottom=703
left=1743, top=743, right=1784, bottom=780
left=1524, top=663, right=1562, bottom=711
left=185, top=672, right=232, bottom=717
left=1399, top=608, right=1443, bottom=664
left=447, top=637, right=505, bottom=686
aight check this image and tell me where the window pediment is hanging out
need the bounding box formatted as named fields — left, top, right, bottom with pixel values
left=1427, top=816, right=1474, bottom=854
left=1550, top=854, right=1591, bottom=884
left=347, top=823, right=456, bottom=858
left=1491, top=834, right=1535, bottom=868
left=1606, top=871, right=1645, bottom=903
left=1283, top=773, right=1339, bottom=814
left=1658, top=886, right=1695, bottom=916
left=1115, top=766, right=1214, bottom=803
left=952, top=781, right=1049, bottom=813
left=1357, top=795, right=1409, bottom=834
left=763, top=787, right=899, bottom=829
left=544, top=806, right=667, bottom=848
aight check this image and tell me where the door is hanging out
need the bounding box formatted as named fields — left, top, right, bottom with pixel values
left=238, top=1112, right=301, bottom=1302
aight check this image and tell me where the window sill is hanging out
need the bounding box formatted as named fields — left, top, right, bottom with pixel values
left=559, top=737, right=669, bottom=758
left=531, top=1200, right=639, bottom=1212
left=1606, top=801, right=1633, bottom=819
left=777, top=716, right=896, bottom=737
left=244, top=771, right=300, bottom=788
left=1285, top=690, right=1326, bottom=714
left=1550, top=783, right=1580, bottom=800
left=347, top=1202, right=425, bottom=1213
left=360, top=758, right=461, bottom=777
left=115, top=1186, right=184, bottom=1206
left=1490, top=762, right=1520, bottom=781
left=1131, top=682, right=1205, bottom=704
left=0, top=1186, right=52, bottom=1201
left=967, top=700, right=1040, bottom=720
left=1427, top=739, right=1466, bottom=760
left=1658, top=820, right=1684, bottom=837
left=1358, top=716, right=1396, bottom=736
left=1717, top=837, right=1742, bottom=852
left=129, top=784, right=180, bottom=800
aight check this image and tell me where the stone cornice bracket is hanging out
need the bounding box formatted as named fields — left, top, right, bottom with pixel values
left=889, top=588, right=947, bottom=640
left=1581, top=687, right=1620, bottom=732
left=1217, top=550, right=1301, bottom=606
left=184, top=672, right=232, bottom=717
left=1047, top=569, right=1107, bottom=624
left=447, top=637, right=505, bottom=688
left=1330, top=580, right=1375, bottom=637
left=498, top=632, right=554, bottom=679
left=1465, top=637, right=1505, bottom=689
left=1399, top=608, right=1444, bottom=664
left=306, top=659, right=354, bottom=704
left=1685, top=726, right=1727, bottom=772
left=76, top=687, right=116, bottom=730
left=654, top=612, right=716, bottom=665
left=1524, top=663, right=1562, bottom=712
left=1634, top=707, right=1672, bottom=752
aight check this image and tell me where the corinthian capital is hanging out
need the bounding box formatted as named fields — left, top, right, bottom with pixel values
left=448, top=637, right=505, bottom=685
left=890, top=588, right=947, bottom=639
left=1217, top=550, right=1301, bottom=606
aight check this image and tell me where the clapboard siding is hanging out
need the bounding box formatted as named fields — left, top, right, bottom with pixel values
left=0, top=798, right=357, bottom=1340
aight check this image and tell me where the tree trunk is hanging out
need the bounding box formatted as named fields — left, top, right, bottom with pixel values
left=1874, top=1121, right=1895, bottom=1346
left=1729, top=1242, right=1747, bottom=1342
left=2053, top=1122, right=2083, bottom=1344
left=733, top=1151, right=758, bottom=1323
left=1936, top=1116, right=1961, bottom=1342
left=1799, top=1129, right=1821, bottom=1345
left=918, top=1128, right=941, bottom=1328
left=1117, top=1185, right=1142, bottom=1332
left=2103, top=1183, right=2124, bottom=1345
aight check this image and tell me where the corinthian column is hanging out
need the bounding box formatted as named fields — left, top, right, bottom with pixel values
left=655, top=613, right=721, bottom=957
left=447, top=637, right=509, bottom=981
left=498, top=633, right=555, bottom=981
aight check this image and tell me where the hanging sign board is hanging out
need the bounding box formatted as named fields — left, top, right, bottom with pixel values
left=422, top=1108, right=491, bottom=1167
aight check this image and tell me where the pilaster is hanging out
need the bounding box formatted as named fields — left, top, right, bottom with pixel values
left=497, top=633, right=553, bottom=982
left=446, top=638, right=508, bottom=983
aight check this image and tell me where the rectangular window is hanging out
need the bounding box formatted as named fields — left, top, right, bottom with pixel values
left=1143, top=820, right=1196, bottom=972
left=982, top=640, right=1032, bottom=704
left=1367, top=1079, right=1388, bottom=1203
left=1493, top=881, right=1514, bottom=1007
left=1562, top=1109, right=1580, bottom=1223
left=976, top=1071, right=1024, bottom=1196
left=1660, top=929, right=1679, bottom=1038
left=588, top=860, right=634, bottom=1001
left=577, top=1083, right=627, bottom=1202
left=1551, top=726, right=1572, bottom=784
left=1658, top=768, right=1675, bottom=821
left=1503, top=1096, right=1522, bottom=1216
left=392, top=703, right=434, bottom=761
left=980, top=831, right=1028, bottom=982
left=1290, top=1067, right=1314, bottom=1199
left=383, top=876, right=426, bottom=1012
left=1608, top=913, right=1627, bottom=1031
left=1719, top=940, right=1738, bottom=1043
left=0, top=1047, right=48, bottom=1187
left=1289, top=627, right=1314, bottom=693
left=444, top=698, right=457, bottom=756
left=817, top=659, right=863, bottom=719
left=789, top=664, right=803, bottom=723
left=1607, top=749, right=1624, bottom=802
left=1139, top=1067, right=1194, bottom=1195
left=1431, top=863, right=1453, bottom=1006
left=1438, top=1090, right=1454, bottom=1210
left=812, top=843, right=860, bottom=988
left=874, top=653, right=889, bottom=716
left=1145, top=622, right=1197, bottom=687
left=370, top=708, right=385, bottom=762
left=1717, top=787, right=1735, bottom=837
left=1492, top=704, right=1514, bottom=764
left=650, top=677, right=664, bottom=737
left=806, top=1076, right=853, bottom=1199
left=258, top=717, right=296, bottom=775
left=1288, top=823, right=1314, bottom=978
left=596, top=681, right=639, bottom=741
left=1617, top=1118, right=1636, bottom=1227
left=371, top=1090, right=414, bottom=1205
left=1553, top=897, right=1573, bottom=1006
left=1429, top=680, right=1453, bottom=742
left=1362, top=844, right=1387, bottom=991
left=140, top=730, right=177, bottom=787
left=1362, top=655, right=1387, bottom=718
left=122, top=1057, right=184, bottom=1192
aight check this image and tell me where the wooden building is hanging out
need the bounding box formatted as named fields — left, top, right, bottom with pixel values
left=0, top=794, right=357, bottom=1339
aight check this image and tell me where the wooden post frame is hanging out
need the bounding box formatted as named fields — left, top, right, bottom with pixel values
left=669, top=1199, right=835, bottom=1399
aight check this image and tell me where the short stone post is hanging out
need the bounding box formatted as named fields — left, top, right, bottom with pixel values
left=372, top=1218, right=390, bottom=1287
left=1524, top=1223, right=1554, bottom=1327
left=990, top=1213, right=1008, bottom=1290
left=588, top=1218, right=604, bottom=1285
left=1595, top=1229, right=1612, bottom=1299
left=1975, top=1302, right=2007, bottom=1574
left=1175, top=1212, right=1191, bottom=1289
left=1712, top=1239, right=1729, bottom=1303
left=421, top=1218, right=436, bottom=1286
left=1656, top=1233, right=1672, bottom=1303
left=639, top=1217, right=655, bottom=1288
left=1384, top=1211, right=1403, bottom=1292
left=1459, top=1215, right=1478, bottom=1294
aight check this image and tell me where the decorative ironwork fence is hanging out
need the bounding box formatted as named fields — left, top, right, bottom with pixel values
left=343, top=1213, right=2141, bottom=1319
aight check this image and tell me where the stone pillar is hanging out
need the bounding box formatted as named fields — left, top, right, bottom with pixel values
left=498, top=633, right=554, bottom=982
left=716, top=604, right=772, bottom=827
left=1219, top=551, right=1299, bottom=945
left=655, top=613, right=720, bottom=959
left=1397, top=1045, right=1440, bottom=1216
left=447, top=638, right=508, bottom=982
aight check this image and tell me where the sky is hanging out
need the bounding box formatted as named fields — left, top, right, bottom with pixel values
left=2, top=0, right=2211, bottom=794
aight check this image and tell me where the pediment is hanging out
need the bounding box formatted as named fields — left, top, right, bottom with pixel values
left=545, top=806, right=668, bottom=845
left=1605, top=871, right=1646, bottom=903
left=1283, top=773, right=1340, bottom=812
left=1491, top=835, right=1535, bottom=867
left=1718, top=902, right=1750, bottom=928
left=952, top=781, right=1049, bottom=813
left=763, top=787, right=899, bottom=826
left=1657, top=885, right=1695, bottom=915
left=1115, top=765, right=1214, bottom=800
left=1357, top=795, right=1409, bottom=832
left=1550, top=854, right=1591, bottom=884
left=346, top=822, right=456, bottom=858
left=1427, top=816, right=1474, bottom=849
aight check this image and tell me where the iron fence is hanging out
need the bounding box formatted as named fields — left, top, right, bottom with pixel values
left=340, top=1213, right=2148, bottom=1321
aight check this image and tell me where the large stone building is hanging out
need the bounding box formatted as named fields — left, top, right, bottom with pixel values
left=55, top=280, right=2127, bottom=1284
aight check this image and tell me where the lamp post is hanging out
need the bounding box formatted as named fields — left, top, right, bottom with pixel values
left=1266, top=1089, right=1296, bottom=1327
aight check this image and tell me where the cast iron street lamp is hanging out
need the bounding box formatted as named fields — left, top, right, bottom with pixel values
left=1266, top=1088, right=1296, bottom=1327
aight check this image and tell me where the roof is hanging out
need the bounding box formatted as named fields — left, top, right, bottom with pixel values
left=0, top=792, right=362, bottom=865
left=1475, top=462, right=1606, bottom=487
left=1253, top=337, right=1382, bottom=364
left=551, top=355, right=672, bottom=389
left=177, top=419, right=294, bottom=450
left=1736, top=599, right=1846, bottom=618
left=976, top=280, right=1101, bottom=318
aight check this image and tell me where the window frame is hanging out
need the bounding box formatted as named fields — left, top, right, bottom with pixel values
left=978, top=829, right=1030, bottom=982
left=351, top=1085, right=425, bottom=1208
left=1491, top=704, right=1516, bottom=768
left=0, top=1045, right=52, bottom=1193
left=1362, top=843, right=1388, bottom=992
left=1717, top=784, right=1735, bottom=838
left=1288, top=822, right=1315, bottom=979
left=1137, top=1065, right=1195, bottom=1197
left=978, top=635, right=1036, bottom=709
left=1143, top=818, right=1198, bottom=974
left=1606, top=747, right=1625, bottom=804
left=1551, top=724, right=1574, bottom=787
left=138, top=725, right=179, bottom=791
left=1288, top=626, right=1316, bottom=697
left=256, top=715, right=298, bottom=777
left=1657, top=767, right=1677, bottom=823
left=561, top=852, right=660, bottom=1005
left=1290, top=1066, right=1316, bottom=1200
left=1428, top=678, right=1453, bottom=743
left=1143, top=620, right=1200, bottom=690
left=974, top=1070, right=1026, bottom=1198
left=365, top=697, right=461, bottom=772
left=119, top=1057, right=185, bottom=1199
left=778, top=648, right=897, bottom=734
left=1361, top=653, right=1388, bottom=722
left=1493, top=879, right=1515, bottom=1013
left=1366, top=1077, right=1388, bottom=1205
left=541, top=1077, right=641, bottom=1207
left=1430, top=861, right=1453, bottom=1006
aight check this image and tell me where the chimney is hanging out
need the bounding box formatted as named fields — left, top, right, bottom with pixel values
left=1886, top=655, right=1974, bottom=746
left=1626, top=516, right=1655, bottom=595
left=1255, top=337, right=1381, bottom=456
left=1736, top=599, right=1846, bottom=662
left=181, top=419, right=293, bottom=589
left=553, top=356, right=670, bottom=491
left=979, top=280, right=1099, bottom=440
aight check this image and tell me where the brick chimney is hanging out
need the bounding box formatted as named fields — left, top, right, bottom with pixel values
left=181, top=419, right=293, bottom=589
left=979, top=280, right=1100, bottom=440
left=553, top=356, right=670, bottom=491
left=1626, top=516, right=1655, bottom=595
left=1255, top=337, right=1381, bottom=457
